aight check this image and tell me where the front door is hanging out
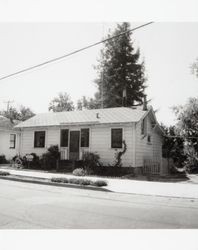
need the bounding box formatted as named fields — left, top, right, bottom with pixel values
left=69, top=131, right=80, bottom=160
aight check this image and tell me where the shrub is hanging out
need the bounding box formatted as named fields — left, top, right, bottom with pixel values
left=22, top=153, right=41, bottom=169
left=69, top=178, right=92, bottom=186
left=0, top=170, right=10, bottom=176
left=42, top=145, right=60, bottom=170
left=73, top=168, right=87, bottom=176
left=92, top=180, right=108, bottom=187
left=11, top=155, right=24, bottom=167
left=51, top=177, right=69, bottom=183
left=82, top=151, right=101, bottom=174
left=0, top=155, right=7, bottom=164
left=68, top=178, right=81, bottom=185
left=78, top=179, right=92, bottom=186
left=51, top=177, right=107, bottom=187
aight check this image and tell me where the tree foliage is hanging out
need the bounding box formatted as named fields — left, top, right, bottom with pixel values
left=49, top=92, right=74, bottom=112
left=173, top=97, right=198, bottom=171
left=76, top=95, right=100, bottom=110
left=0, top=105, right=35, bottom=122
left=94, top=22, right=146, bottom=108
left=191, top=58, right=198, bottom=77
left=161, top=124, right=186, bottom=168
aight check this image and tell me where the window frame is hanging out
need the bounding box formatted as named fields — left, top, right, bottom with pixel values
left=141, top=117, right=147, bottom=136
left=80, top=128, right=89, bottom=148
left=111, top=128, right=123, bottom=149
left=9, top=134, right=16, bottom=149
left=60, top=129, right=69, bottom=147
left=147, top=134, right=152, bottom=144
left=34, top=131, right=46, bottom=148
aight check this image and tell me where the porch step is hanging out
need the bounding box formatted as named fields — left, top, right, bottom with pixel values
left=59, top=160, right=83, bottom=170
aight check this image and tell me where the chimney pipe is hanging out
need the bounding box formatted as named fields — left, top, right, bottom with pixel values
left=143, top=95, right=147, bottom=111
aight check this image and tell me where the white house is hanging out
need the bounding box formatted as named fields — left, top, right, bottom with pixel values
left=14, top=106, right=165, bottom=174
left=0, top=116, right=20, bottom=160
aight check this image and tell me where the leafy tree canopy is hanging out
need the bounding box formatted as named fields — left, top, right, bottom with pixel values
left=76, top=95, right=101, bottom=110
left=161, top=124, right=186, bottom=168
left=173, top=97, right=198, bottom=171
left=191, top=58, right=198, bottom=77
left=0, top=105, right=35, bottom=122
left=49, top=92, right=75, bottom=112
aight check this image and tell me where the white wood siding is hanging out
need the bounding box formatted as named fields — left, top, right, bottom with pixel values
left=19, top=124, right=135, bottom=166
left=91, top=125, right=134, bottom=167
left=20, top=127, right=60, bottom=156
left=0, top=130, right=20, bottom=160
left=19, top=120, right=162, bottom=168
left=135, top=116, right=162, bottom=167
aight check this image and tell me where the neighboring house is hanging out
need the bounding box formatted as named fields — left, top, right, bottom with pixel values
left=0, top=116, right=20, bottom=160
left=15, top=106, right=165, bottom=174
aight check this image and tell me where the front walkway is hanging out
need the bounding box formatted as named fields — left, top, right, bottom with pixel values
left=1, top=166, right=198, bottom=199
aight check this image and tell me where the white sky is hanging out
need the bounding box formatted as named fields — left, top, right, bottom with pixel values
left=0, top=22, right=198, bottom=126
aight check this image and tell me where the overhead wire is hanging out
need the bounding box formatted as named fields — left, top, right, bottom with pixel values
left=0, top=22, right=154, bottom=82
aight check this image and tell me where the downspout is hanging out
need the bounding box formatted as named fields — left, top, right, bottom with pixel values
left=132, top=122, right=136, bottom=169
left=18, top=128, right=22, bottom=157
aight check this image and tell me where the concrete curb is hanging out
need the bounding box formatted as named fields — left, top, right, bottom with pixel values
left=0, top=175, right=111, bottom=193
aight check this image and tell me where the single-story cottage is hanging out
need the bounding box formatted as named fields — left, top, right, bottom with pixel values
left=14, top=106, right=165, bottom=174
left=0, top=116, right=20, bottom=160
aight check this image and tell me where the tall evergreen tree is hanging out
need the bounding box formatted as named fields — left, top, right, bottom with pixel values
left=94, top=22, right=146, bottom=108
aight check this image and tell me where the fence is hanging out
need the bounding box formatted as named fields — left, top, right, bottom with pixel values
left=142, top=159, right=160, bottom=175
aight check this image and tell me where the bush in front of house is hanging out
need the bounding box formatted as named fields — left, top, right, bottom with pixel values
left=42, top=145, right=60, bottom=170
left=72, top=168, right=87, bottom=176
left=22, top=153, right=41, bottom=169
left=81, top=151, right=102, bottom=174
left=51, top=177, right=108, bottom=187
left=0, top=170, right=10, bottom=176
left=0, top=155, right=8, bottom=164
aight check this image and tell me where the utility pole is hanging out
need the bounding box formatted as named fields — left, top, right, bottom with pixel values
left=101, top=22, right=105, bottom=109
left=3, top=100, right=14, bottom=112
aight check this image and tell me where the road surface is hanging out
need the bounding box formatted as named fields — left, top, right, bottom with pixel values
left=0, top=179, right=198, bottom=229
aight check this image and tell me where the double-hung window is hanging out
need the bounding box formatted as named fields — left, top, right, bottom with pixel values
left=34, top=131, right=45, bottom=148
left=60, top=129, right=69, bottom=147
left=111, top=128, right=123, bottom=148
left=141, top=117, right=147, bottom=136
left=81, top=128, right=89, bottom=147
left=10, top=134, right=16, bottom=149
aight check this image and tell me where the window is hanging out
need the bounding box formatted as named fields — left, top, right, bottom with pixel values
left=81, top=128, right=89, bottom=147
left=10, top=134, right=16, bottom=149
left=34, top=131, right=45, bottom=148
left=141, top=117, right=147, bottom=135
left=147, top=134, right=151, bottom=143
left=111, top=128, right=123, bottom=148
left=60, top=129, right=69, bottom=147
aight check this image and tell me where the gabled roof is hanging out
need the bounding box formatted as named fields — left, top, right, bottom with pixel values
left=15, top=107, right=148, bottom=128
left=0, top=115, right=20, bottom=130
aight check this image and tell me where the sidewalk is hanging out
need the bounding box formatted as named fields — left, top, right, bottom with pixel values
left=1, top=166, right=198, bottom=199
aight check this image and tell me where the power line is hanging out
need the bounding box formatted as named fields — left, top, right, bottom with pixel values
left=0, top=22, right=154, bottom=82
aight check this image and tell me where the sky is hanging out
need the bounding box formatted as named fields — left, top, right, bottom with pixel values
left=0, top=22, right=198, bottom=125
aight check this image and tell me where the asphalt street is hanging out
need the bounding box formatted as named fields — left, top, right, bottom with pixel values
left=0, top=179, right=198, bottom=229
